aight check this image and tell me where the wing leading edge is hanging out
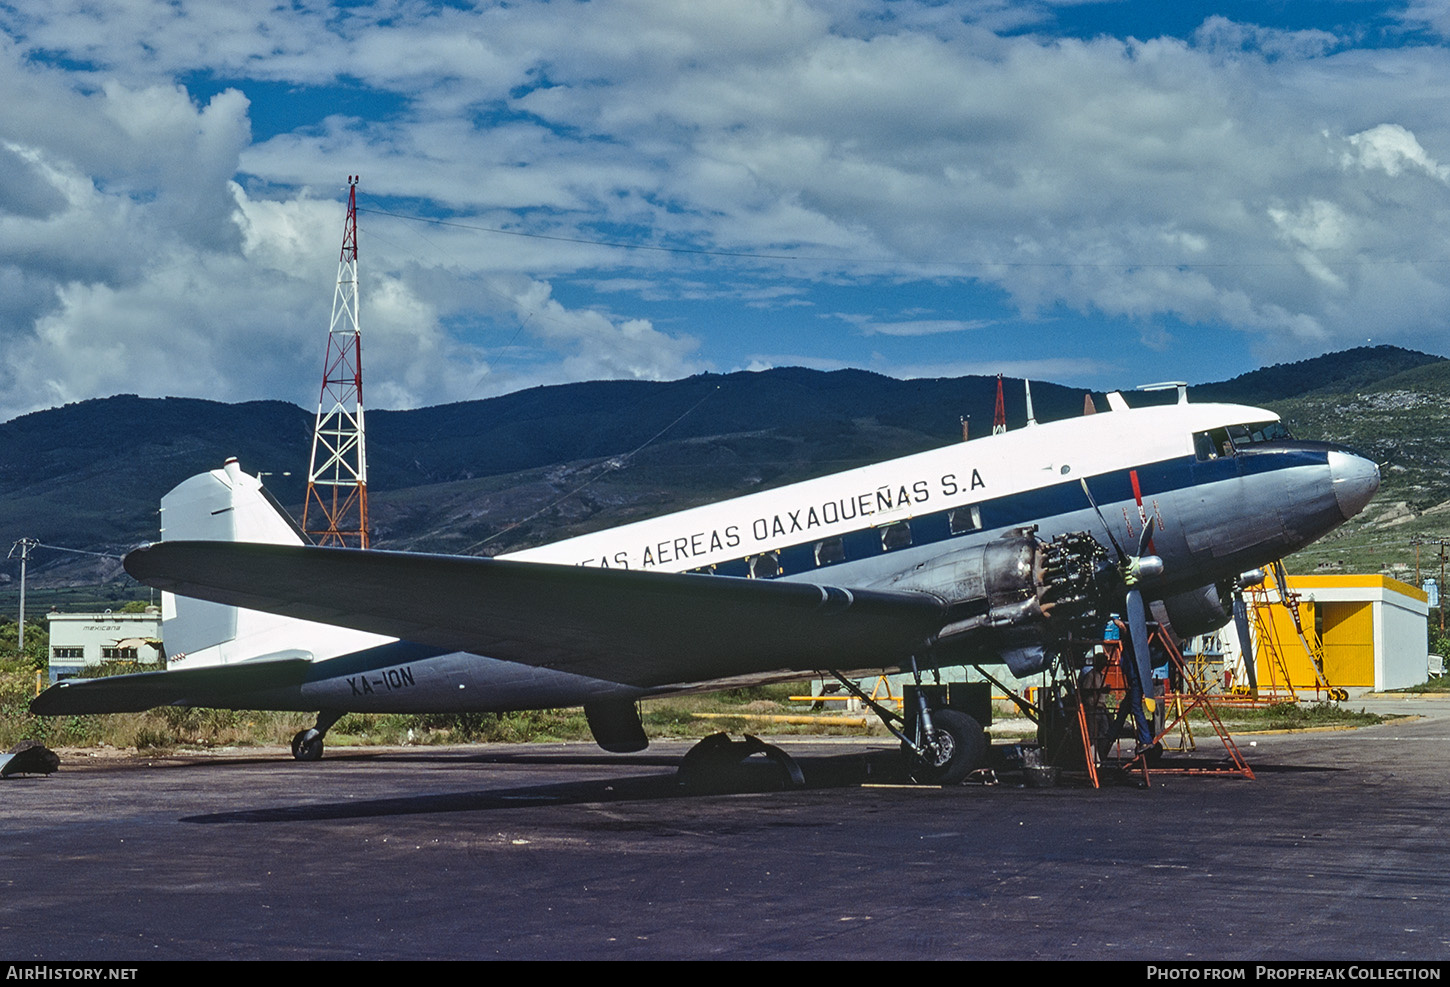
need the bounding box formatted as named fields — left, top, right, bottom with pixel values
left=124, top=542, right=949, bottom=688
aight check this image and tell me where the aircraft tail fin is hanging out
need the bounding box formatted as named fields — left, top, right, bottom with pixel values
left=159, top=459, right=392, bottom=667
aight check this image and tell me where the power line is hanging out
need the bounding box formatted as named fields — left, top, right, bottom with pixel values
left=468, top=385, right=719, bottom=551
left=34, top=543, right=125, bottom=560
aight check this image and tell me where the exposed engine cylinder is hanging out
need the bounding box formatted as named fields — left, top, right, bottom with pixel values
left=882, top=527, right=1112, bottom=676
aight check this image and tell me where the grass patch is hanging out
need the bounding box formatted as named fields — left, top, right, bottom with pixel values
left=6, top=663, right=880, bottom=753
left=1198, top=701, right=1384, bottom=732
left=639, top=681, right=893, bottom=739
left=1392, top=674, right=1450, bottom=694
left=330, top=710, right=596, bottom=746
left=8, top=648, right=1397, bottom=754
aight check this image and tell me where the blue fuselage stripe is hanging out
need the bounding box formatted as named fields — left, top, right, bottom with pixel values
left=695, top=445, right=1329, bottom=578
left=306, top=444, right=1332, bottom=679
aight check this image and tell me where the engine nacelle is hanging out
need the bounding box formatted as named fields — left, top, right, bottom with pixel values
left=880, top=527, right=1112, bottom=677
left=1155, top=582, right=1235, bottom=639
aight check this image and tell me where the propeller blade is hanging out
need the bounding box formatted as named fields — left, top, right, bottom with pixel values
left=1081, top=476, right=1166, bottom=742
left=1136, top=515, right=1155, bottom=557
left=1231, top=586, right=1259, bottom=694
left=1079, top=479, right=1126, bottom=561
left=1125, top=585, right=1158, bottom=734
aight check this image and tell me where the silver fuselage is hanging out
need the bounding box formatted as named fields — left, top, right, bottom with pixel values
left=217, top=399, right=1379, bottom=713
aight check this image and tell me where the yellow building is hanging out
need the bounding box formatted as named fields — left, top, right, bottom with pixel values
left=1251, top=575, right=1429, bottom=693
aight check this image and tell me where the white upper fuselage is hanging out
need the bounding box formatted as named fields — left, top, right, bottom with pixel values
left=37, top=386, right=1379, bottom=722
left=146, top=391, right=1379, bottom=711
left=507, top=398, right=1272, bottom=574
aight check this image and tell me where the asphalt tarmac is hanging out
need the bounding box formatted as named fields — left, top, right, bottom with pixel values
left=3, top=697, right=1449, bottom=961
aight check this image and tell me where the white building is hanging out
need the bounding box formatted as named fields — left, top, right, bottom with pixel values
left=47, top=608, right=163, bottom=682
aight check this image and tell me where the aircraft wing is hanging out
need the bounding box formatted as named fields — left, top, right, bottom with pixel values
left=30, top=657, right=312, bottom=715
left=124, top=542, right=950, bottom=688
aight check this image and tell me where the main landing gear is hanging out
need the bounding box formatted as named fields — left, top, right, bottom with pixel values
left=291, top=710, right=344, bottom=761
left=827, top=667, right=992, bottom=786
left=904, top=706, right=989, bottom=785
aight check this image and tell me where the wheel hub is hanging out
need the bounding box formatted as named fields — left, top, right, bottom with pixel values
left=926, top=728, right=956, bottom=768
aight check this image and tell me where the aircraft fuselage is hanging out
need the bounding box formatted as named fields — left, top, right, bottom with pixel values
left=227, top=397, right=1380, bottom=713
left=34, top=394, right=1380, bottom=724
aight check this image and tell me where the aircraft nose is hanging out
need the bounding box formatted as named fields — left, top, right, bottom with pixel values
left=1328, top=449, right=1379, bottom=520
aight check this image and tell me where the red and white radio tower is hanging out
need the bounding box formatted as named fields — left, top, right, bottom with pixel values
left=303, top=175, right=370, bottom=548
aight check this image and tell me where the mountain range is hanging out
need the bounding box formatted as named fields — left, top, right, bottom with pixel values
left=2, top=344, right=1445, bottom=608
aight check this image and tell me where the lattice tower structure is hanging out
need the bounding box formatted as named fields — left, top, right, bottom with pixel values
left=303, top=176, right=369, bottom=548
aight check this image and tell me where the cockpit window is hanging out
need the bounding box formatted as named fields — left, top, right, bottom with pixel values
left=1194, top=428, right=1231, bottom=460
left=1194, top=420, right=1293, bottom=460
left=1227, top=420, right=1293, bottom=446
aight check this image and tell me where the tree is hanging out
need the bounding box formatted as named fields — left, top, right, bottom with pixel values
left=0, top=617, right=48, bottom=670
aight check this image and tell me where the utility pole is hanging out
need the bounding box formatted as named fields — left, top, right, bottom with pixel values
left=1440, top=539, right=1447, bottom=635
left=303, top=176, right=370, bottom=548
left=8, top=538, right=37, bottom=655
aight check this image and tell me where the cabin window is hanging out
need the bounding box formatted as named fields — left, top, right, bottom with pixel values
left=948, top=505, right=982, bottom=535
left=101, top=647, right=138, bottom=660
left=748, top=552, right=781, bottom=579
left=52, top=647, right=83, bottom=659
left=814, top=537, right=845, bottom=567
left=880, top=520, right=913, bottom=552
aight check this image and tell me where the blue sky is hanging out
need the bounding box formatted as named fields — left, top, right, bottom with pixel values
left=1, top=0, right=1449, bottom=420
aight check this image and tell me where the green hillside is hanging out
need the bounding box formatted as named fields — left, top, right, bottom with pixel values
left=2, top=344, right=1449, bottom=607
left=1262, top=377, right=1450, bottom=583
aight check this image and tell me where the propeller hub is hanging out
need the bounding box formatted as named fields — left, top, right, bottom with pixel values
left=1123, top=554, right=1164, bottom=585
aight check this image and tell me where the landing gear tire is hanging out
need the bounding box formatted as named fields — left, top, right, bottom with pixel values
left=905, top=708, right=988, bottom=785
left=291, top=729, right=324, bottom=762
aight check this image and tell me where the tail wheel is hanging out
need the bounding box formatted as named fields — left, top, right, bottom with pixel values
left=291, top=729, right=324, bottom=761
left=906, top=708, right=988, bottom=785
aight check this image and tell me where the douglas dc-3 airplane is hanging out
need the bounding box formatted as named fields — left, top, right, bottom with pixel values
left=32, top=385, right=1379, bottom=783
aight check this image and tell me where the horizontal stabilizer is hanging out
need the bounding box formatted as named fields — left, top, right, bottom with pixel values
left=30, top=657, right=313, bottom=715
left=124, top=542, right=950, bottom=688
